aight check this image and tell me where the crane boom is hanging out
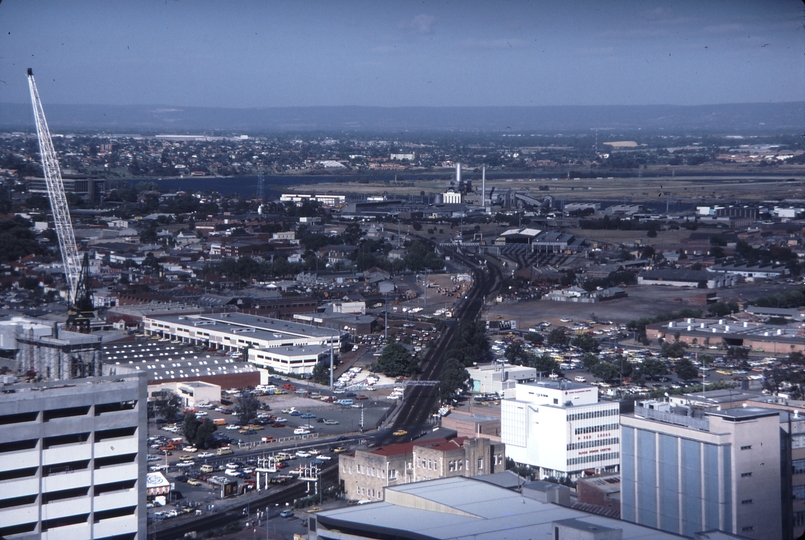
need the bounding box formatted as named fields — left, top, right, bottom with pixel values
left=26, top=68, right=81, bottom=303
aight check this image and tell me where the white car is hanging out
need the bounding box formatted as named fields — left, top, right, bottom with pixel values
left=176, top=461, right=194, bottom=467
left=295, top=450, right=312, bottom=458
left=294, top=428, right=311, bottom=435
left=183, top=446, right=198, bottom=453
left=197, top=451, right=215, bottom=458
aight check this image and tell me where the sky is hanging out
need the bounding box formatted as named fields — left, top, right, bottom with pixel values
left=1, top=0, right=803, bottom=108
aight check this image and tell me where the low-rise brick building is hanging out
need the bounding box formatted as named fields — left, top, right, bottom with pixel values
left=338, top=436, right=505, bottom=502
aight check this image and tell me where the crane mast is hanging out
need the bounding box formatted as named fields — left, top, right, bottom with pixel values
left=26, top=68, right=81, bottom=304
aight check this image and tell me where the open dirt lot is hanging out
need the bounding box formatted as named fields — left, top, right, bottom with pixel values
left=486, top=282, right=803, bottom=330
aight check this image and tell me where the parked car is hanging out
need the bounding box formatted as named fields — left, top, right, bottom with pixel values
left=280, top=509, right=294, bottom=518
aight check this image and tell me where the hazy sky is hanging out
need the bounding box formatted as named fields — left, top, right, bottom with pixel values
left=1, top=0, right=803, bottom=108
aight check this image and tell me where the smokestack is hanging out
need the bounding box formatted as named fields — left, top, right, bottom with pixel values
left=456, top=163, right=461, bottom=185
left=482, top=165, right=486, bottom=211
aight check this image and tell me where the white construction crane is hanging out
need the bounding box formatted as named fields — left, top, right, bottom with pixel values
left=26, top=68, right=81, bottom=303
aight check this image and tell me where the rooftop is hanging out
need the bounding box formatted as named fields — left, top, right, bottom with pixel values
left=315, top=476, right=696, bottom=540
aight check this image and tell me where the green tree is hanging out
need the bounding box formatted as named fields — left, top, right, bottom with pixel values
left=376, top=342, right=418, bottom=378
left=183, top=412, right=199, bottom=443
left=194, top=418, right=218, bottom=449
left=571, top=333, right=600, bottom=353
left=661, top=341, right=687, bottom=358
left=547, top=327, right=570, bottom=348
left=674, top=358, right=699, bottom=381
left=529, top=353, right=560, bottom=375
left=236, top=393, right=261, bottom=426
left=312, top=359, right=331, bottom=385
left=524, top=332, right=544, bottom=346
left=504, top=343, right=528, bottom=364
left=641, top=357, right=668, bottom=379
left=156, top=391, right=182, bottom=423
left=591, top=361, right=621, bottom=382
left=582, top=352, right=600, bottom=371
left=440, top=358, right=469, bottom=400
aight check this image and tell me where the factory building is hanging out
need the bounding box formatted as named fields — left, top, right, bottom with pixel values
left=0, top=317, right=103, bottom=381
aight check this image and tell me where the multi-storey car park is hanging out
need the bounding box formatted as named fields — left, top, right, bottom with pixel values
left=0, top=373, right=148, bottom=540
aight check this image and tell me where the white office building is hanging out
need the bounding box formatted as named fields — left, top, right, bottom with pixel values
left=0, top=373, right=147, bottom=539
left=501, top=381, right=620, bottom=480
left=248, top=344, right=330, bottom=376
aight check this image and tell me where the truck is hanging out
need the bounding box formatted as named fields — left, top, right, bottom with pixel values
left=213, top=418, right=227, bottom=426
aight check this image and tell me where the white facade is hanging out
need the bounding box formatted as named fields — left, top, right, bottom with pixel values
left=0, top=373, right=147, bottom=539
left=149, top=380, right=221, bottom=408
left=443, top=191, right=462, bottom=204
left=248, top=344, right=329, bottom=375
left=501, top=381, right=620, bottom=479
left=467, top=363, right=538, bottom=398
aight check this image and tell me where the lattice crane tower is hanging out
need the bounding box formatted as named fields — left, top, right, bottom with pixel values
left=26, top=69, right=81, bottom=304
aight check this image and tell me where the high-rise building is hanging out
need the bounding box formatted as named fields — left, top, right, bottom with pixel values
left=501, top=381, right=620, bottom=479
left=620, top=400, right=782, bottom=540
left=0, top=373, right=147, bottom=539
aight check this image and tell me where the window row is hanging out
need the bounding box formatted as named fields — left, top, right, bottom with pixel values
left=567, top=452, right=619, bottom=466
left=567, top=437, right=619, bottom=451
left=567, top=408, right=618, bottom=422
left=574, top=423, right=619, bottom=435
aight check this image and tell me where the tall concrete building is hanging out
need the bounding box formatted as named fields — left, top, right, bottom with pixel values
left=0, top=373, right=148, bottom=539
left=501, top=381, right=620, bottom=480
left=620, top=400, right=783, bottom=540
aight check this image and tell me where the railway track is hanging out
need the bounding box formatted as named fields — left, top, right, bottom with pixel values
left=381, top=248, right=502, bottom=442
left=151, top=463, right=338, bottom=539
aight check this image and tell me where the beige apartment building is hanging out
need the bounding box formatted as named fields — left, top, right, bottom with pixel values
left=339, top=437, right=505, bottom=502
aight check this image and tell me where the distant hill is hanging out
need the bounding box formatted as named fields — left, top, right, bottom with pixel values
left=0, top=102, right=802, bottom=134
